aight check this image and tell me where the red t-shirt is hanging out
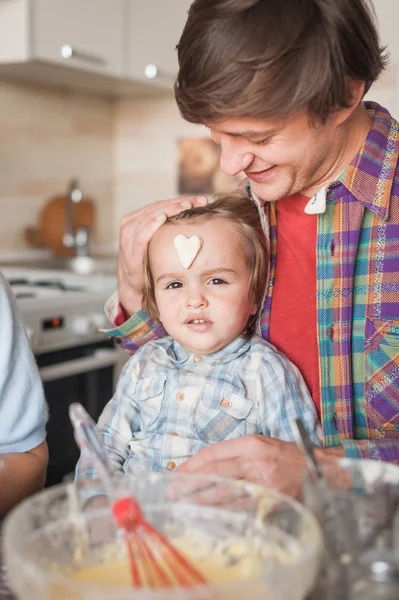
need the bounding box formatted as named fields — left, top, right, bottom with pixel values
left=269, top=194, right=321, bottom=417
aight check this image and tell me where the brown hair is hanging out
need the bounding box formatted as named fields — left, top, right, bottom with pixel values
left=143, top=192, right=268, bottom=338
left=175, top=0, right=388, bottom=124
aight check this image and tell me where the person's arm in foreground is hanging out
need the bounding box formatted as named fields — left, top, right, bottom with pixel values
left=0, top=272, right=48, bottom=519
left=103, top=196, right=208, bottom=352
left=0, top=442, right=48, bottom=518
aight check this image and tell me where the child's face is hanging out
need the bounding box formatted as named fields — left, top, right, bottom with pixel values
left=148, top=218, right=258, bottom=355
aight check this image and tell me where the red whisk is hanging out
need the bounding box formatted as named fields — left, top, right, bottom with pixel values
left=113, top=497, right=206, bottom=588
left=70, top=403, right=206, bottom=589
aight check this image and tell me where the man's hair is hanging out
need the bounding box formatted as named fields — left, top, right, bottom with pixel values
left=143, top=192, right=268, bottom=338
left=175, top=0, right=388, bottom=124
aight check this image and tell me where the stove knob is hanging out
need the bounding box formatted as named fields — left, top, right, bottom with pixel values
left=90, top=313, right=107, bottom=330
left=72, top=316, right=91, bottom=336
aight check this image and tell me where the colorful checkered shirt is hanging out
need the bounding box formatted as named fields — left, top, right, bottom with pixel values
left=104, top=102, right=399, bottom=463
left=76, top=335, right=321, bottom=479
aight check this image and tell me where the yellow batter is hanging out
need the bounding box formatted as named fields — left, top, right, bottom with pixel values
left=70, top=529, right=269, bottom=588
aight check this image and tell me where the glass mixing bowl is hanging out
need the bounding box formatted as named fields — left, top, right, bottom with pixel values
left=3, top=472, right=322, bottom=600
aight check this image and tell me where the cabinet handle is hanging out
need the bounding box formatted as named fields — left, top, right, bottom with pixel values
left=60, top=44, right=107, bottom=67
left=144, top=63, right=175, bottom=84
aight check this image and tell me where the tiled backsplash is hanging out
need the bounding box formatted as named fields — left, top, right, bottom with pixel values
left=0, top=61, right=397, bottom=255
left=0, top=80, right=115, bottom=254
left=0, top=80, right=204, bottom=255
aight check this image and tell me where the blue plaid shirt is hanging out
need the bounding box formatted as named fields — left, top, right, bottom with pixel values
left=76, top=335, right=321, bottom=480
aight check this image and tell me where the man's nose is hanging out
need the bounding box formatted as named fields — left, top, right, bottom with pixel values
left=219, top=134, right=253, bottom=176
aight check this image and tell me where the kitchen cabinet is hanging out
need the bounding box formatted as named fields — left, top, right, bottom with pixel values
left=0, top=0, right=126, bottom=77
left=32, top=0, right=126, bottom=77
left=127, top=0, right=192, bottom=89
left=0, top=0, right=193, bottom=96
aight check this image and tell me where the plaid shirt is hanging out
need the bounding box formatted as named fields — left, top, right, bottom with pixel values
left=76, top=336, right=320, bottom=479
left=104, top=102, right=399, bottom=463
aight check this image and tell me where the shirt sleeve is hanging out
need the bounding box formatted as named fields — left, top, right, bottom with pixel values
left=341, top=439, right=399, bottom=463
left=75, top=355, right=141, bottom=481
left=256, top=348, right=322, bottom=447
left=102, top=291, right=166, bottom=353
left=0, top=272, right=47, bottom=454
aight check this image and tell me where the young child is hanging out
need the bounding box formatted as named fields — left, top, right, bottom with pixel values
left=76, top=193, right=320, bottom=480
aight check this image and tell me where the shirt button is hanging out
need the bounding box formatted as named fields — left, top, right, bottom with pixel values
left=194, top=355, right=202, bottom=361
left=167, top=461, right=176, bottom=470
left=176, top=392, right=185, bottom=401
left=221, top=399, right=230, bottom=408
left=170, top=431, right=178, bottom=436
left=329, top=325, right=334, bottom=341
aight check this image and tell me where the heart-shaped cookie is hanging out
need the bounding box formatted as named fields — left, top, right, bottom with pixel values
left=174, top=235, right=203, bottom=269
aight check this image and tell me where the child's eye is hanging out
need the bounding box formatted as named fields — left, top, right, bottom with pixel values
left=166, top=281, right=183, bottom=289
left=208, top=278, right=227, bottom=285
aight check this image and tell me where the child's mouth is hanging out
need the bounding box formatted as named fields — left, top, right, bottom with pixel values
left=185, top=318, right=213, bottom=332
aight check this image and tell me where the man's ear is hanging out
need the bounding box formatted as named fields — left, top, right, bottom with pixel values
left=334, top=78, right=366, bottom=127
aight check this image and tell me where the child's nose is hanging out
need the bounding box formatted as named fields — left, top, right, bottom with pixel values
left=186, top=291, right=208, bottom=309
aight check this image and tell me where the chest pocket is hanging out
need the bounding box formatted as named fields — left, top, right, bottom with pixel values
left=134, top=376, right=166, bottom=430
left=365, top=318, right=399, bottom=436
left=195, top=385, right=254, bottom=443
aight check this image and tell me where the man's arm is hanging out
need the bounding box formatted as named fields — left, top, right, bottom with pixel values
left=177, top=433, right=399, bottom=499
left=340, top=439, right=399, bottom=463
left=0, top=441, right=48, bottom=519
left=178, top=435, right=345, bottom=500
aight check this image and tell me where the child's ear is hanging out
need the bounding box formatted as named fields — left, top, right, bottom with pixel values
left=250, top=301, right=258, bottom=316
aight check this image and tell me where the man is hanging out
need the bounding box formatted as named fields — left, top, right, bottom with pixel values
left=105, top=0, right=399, bottom=498
left=0, top=272, right=48, bottom=518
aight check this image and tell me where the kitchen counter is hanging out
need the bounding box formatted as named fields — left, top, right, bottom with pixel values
left=0, top=254, right=118, bottom=278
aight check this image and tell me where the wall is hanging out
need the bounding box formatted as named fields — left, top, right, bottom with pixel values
left=112, top=93, right=204, bottom=241
left=0, top=0, right=398, bottom=257
left=0, top=79, right=115, bottom=255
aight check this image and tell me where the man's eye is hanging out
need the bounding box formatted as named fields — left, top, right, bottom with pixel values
left=209, top=278, right=227, bottom=285
left=166, top=282, right=183, bottom=289
left=252, top=137, right=271, bottom=145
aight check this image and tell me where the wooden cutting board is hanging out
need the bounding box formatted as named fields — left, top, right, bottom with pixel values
left=40, top=194, right=95, bottom=257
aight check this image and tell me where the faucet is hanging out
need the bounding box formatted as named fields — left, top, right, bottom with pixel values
left=62, top=179, right=91, bottom=257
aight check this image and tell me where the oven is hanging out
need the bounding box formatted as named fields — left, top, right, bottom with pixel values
left=37, top=340, right=126, bottom=487
left=3, top=267, right=128, bottom=488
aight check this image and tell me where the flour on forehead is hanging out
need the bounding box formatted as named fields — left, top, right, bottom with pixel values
left=174, top=235, right=203, bottom=269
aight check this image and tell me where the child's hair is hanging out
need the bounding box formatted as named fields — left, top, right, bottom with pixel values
left=143, top=192, right=268, bottom=338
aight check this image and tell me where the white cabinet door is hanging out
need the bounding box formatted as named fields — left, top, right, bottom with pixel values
left=128, top=0, right=192, bottom=87
left=32, top=0, right=126, bottom=77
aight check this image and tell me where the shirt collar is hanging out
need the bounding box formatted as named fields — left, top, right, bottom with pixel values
left=336, top=101, right=399, bottom=221
left=248, top=102, right=399, bottom=221
left=167, top=336, right=251, bottom=365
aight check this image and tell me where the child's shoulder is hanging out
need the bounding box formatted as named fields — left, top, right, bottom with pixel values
left=128, top=336, right=175, bottom=368
left=248, top=335, right=279, bottom=356
left=247, top=335, right=295, bottom=370
left=121, top=336, right=175, bottom=381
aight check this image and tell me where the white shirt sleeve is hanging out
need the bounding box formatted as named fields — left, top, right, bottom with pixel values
left=0, top=271, right=47, bottom=454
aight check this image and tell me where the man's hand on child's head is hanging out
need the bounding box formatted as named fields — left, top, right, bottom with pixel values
left=118, top=196, right=208, bottom=317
